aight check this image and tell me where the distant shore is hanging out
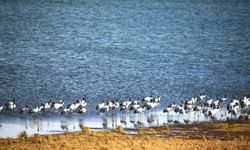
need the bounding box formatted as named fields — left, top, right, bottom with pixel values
left=0, top=120, right=249, bottom=150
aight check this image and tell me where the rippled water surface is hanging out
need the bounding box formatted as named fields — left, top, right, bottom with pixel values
left=0, top=0, right=250, bottom=137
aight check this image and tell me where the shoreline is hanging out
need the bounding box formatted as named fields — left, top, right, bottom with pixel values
left=0, top=120, right=249, bottom=149
left=0, top=109, right=232, bottom=138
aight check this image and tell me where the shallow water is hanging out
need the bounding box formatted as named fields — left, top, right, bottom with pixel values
left=0, top=0, right=250, bottom=137
left=0, top=109, right=234, bottom=138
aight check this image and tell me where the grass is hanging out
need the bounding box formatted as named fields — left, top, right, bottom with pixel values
left=137, top=129, right=145, bottom=136
left=46, top=134, right=53, bottom=143
left=18, top=131, right=28, bottom=140
left=32, top=134, right=44, bottom=144
left=79, top=124, right=91, bottom=134
left=222, top=123, right=229, bottom=130
left=115, top=126, right=124, bottom=134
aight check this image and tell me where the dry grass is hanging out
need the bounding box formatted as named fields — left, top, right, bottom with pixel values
left=18, top=131, right=28, bottom=140
left=137, top=129, right=145, bottom=136
left=32, top=134, right=44, bottom=144
left=114, top=126, right=124, bottom=134
left=79, top=124, right=91, bottom=134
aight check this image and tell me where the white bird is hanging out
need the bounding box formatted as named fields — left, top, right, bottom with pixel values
left=130, top=104, right=140, bottom=111
left=208, top=108, right=219, bottom=117
left=186, top=97, right=197, bottom=105
left=240, top=96, right=250, bottom=108
left=76, top=98, right=87, bottom=107
left=232, top=99, right=240, bottom=106
left=42, top=100, right=52, bottom=110
left=211, top=99, right=220, bottom=108
left=143, top=96, right=153, bottom=102
left=204, top=99, right=213, bottom=107
left=174, top=105, right=185, bottom=114
left=163, top=107, right=172, bottom=113
left=193, top=106, right=202, bottom=112
left=0, top=104, right=3, bottom=112
left=106, top=101, right=115, bottom=109
left=52, top=100, right=64, bottom=110
left=220, top=95, right=227, bottom=102
left=111, top=101, right=119, bottom=109
left=163, top=103, right=177, bottom=113
left=30, top=106, right=42, bottom=114
left=120, top=100, right=132, bottom=107
left=228, top=105, right=239, bottom=116
left=78, top=107, right=87, bottom=114
left=67, top=103, right=78, bottom=111
left=198, top=93, right=206, bottom=100
left=170, top=102, right=177, bottom=108
left=100, top=105, right=110, bottom=113
left=153, top=96, right=161, bottom=103
left=96, top=102, right=105, bottom=110
left=6, top=100, right=16, bottom=110
left=120, top=100, right=132, bottom=111
left=202, top=108, right=209, bottom=117
left=184, top=104, right=193, bottom=110
left=61, top=108, right=71, bottom=114
left=131, top=100, right=140, bottom=105
left=134, top=107, right=146, bottom=113
left=120, top=105, right=129, bottom=111
left=144, top=102, right=159, bottom=109
left=20, top=105, right=29, bottom=114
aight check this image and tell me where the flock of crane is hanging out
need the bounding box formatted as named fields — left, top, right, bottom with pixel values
left=0, top=93, right=250, bottom=122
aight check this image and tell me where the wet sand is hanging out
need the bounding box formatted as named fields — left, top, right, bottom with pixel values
left=0, top=121, right=249, bottom=150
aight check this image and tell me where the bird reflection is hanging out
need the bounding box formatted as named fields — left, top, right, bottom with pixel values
left=61, top=120, right=68, bottom=131
left=147, top=112, right=159, bottom=126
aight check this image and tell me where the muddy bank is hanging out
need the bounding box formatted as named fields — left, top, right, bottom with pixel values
left=0, top=121, right=249, bottom=150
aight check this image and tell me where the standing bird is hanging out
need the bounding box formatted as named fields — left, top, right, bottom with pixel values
left=52, top=100, right=64, bottom=110
left=20, top=105, right=29, bottom=114
left=96, top=102, right=105, bottom=110
left=186, top=97, right=197, bottom=105
left=76, top=98, right=87, bottom=107
left=134, top=107, right=146, bottom=113
left=208, top=107, right=220, bottom=119
left=99, top=105, right=110, bottom=113
left=240, top=96, right=250, bottom=110
left=6, top=100, right=16, bottom=110
left=42, top=100, right=52, bottom=111
left=30, top=106, right=43, bottom=114
left=219, top=94, right=227, bottom=103
left=174, top=104, right=185, bottom=114
left=143, top=96, right=153, bottom=102
left=204, top=99, right=213, bottom=107
left=198, top=93, right=206, bottom=101
left=120, top=100, right=132, bottom=111
left=0, top=103, right=3, bottom=112
left=163, top=107, right=172, bottom=113
left=130, top=103, right=140, bottom=111
left=78, top=107, right=87, bottom=114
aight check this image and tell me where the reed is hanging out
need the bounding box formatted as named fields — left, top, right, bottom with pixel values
left=79, top=124, right=91, bottom=134
left=18, top=131, right=28, bottom=140
left=115, top=126, right=124, bottom=134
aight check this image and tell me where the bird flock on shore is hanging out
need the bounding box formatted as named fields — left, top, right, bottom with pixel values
left=0, top=94, right=250, bottom=122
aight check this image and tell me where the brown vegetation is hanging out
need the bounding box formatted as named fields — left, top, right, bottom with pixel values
left=18, top=131, right=28, bottom=140
left=114, top=126, right=125, bottom=134
left=79, top=124, right=91, bottom=134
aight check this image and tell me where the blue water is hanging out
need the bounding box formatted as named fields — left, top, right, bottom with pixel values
left=1, top=0, right=250, bottom=112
